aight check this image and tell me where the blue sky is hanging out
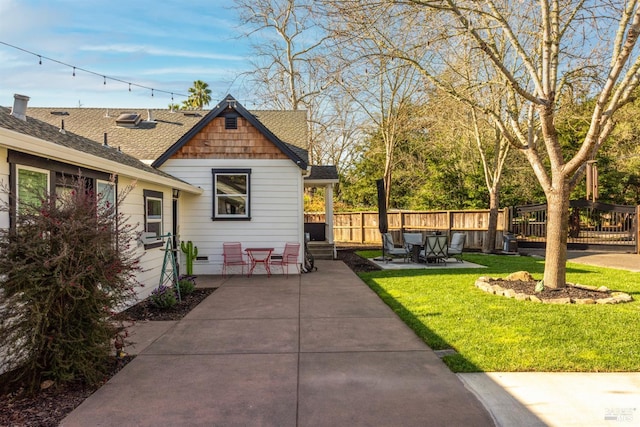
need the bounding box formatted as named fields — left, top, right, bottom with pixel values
left=0, top=0, right=256, bottom=108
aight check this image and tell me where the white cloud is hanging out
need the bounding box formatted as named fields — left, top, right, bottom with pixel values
left=79, top=44, right=246, bottom=61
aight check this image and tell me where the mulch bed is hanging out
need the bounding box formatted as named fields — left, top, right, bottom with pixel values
left=0, top=286, right=215, bottom=426
left=113, top=288, right=216, bottom=321
left=336, top=247, right=382, bottom=273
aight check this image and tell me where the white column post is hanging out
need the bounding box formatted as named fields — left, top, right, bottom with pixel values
left=325, top=183, right=334, bottom=244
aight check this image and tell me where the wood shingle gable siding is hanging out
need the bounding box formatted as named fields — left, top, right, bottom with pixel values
left=172, top=116, right=290, bottom=160
left=152, top=95, right=308, bottom=169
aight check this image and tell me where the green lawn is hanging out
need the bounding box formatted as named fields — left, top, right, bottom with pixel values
left=357, top=252, right=640, bottom=372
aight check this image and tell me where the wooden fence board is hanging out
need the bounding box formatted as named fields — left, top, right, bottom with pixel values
left=305, top=210, right=508, bottom=249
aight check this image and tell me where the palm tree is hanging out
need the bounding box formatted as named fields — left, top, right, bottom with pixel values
left=186, top=80, right=212, bottom=109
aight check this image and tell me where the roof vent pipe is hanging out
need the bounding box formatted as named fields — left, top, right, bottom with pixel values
left=59, top=119, right=66, bottom=134
left=11, top=94, right=29, bottom=121
left=146, top=109, right=154, bottom=122
left=103, top=132, right=108, bottom=147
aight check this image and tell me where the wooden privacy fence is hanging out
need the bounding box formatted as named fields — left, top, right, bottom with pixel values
left=305, top=210, right=509, bottom=250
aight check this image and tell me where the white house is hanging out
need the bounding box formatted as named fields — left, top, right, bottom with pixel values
left=22, top=94, right=338, bottom=279
left=0, top=94, right=203, bottom=301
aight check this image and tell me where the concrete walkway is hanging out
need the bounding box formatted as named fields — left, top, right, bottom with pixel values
left=62, top=261, right=494, bottom=426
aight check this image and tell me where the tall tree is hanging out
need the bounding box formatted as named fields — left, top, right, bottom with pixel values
left=329, top=1, right=640, bottom=288
left=235, top=0, right=339, bottom=167
left=184, top=80, right=212, bottom=109
left=326, top=9, right=429, bottom=208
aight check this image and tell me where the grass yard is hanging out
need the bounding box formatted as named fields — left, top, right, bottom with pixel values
left=357, top=252, right=640, bottom=372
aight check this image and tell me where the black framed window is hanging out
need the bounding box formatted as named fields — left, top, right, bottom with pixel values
left=212, top=169, right=251, bottom=220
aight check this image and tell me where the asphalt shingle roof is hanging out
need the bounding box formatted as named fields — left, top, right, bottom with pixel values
left=27, top=107, right=309, bottom=164
left=0, top=106, right=188, bottom=184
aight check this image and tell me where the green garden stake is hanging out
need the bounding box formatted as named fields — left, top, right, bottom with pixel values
left=181, top=240, right=198, bottom=276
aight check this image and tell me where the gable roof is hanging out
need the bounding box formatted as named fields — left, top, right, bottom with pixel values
left=0, top=106, right=201, bottom=194
left=27, top=97, right=309, bottom=167
left=152, top=95, right=308, bottom=169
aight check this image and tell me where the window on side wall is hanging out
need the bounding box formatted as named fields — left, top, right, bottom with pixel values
left=16, top=165, right=50, bottom=214
left=212, top=169, right=251, bottom=220
left=96, top=180, right=116, bottom=216
left=143, top=190, right=163, bottom=248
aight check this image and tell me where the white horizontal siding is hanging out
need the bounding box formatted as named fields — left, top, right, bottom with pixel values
left=162, top=159, right=304, bottom=274
left=118, top=177, right=175, bottom=302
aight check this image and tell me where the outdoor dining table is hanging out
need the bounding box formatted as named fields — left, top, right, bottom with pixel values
left=245, top=247, right=274, bottom=277
left=403, top=233, right=424, bottom=263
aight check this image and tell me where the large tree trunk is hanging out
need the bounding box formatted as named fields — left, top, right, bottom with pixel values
left=483, top=187, right=499, bottom=253
left=543, top=177, right=571, bottom=289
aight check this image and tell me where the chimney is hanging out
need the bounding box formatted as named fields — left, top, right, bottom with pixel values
left=11, top=94, right=30, bottom=121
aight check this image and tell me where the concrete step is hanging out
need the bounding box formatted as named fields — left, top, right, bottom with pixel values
left=307, top=243, right=335, bottom=260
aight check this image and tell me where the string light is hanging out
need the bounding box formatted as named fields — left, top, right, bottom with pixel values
left=0, top=40, right=189, bottom=100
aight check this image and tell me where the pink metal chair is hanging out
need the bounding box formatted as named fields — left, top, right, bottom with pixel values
left=270, top=243, right=301, bottom=277
left=222, top=242, right=248, bottom=277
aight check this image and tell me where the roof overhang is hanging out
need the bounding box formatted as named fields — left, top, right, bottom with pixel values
left=304, top=178, right=339, bottom=186
left=0, top=127, right=203, bottom=195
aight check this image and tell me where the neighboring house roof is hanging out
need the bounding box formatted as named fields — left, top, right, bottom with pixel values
left=152, top=95, right=308, bottom=169
left=0, top=106, right=201, bottom=193
left=27, top=97, right=309, bottom=166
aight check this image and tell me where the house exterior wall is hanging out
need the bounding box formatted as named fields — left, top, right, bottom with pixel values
left=0, top=147, right=175, bottom=303
left=117, top=177, right=175, bottom=301
left=161, top=158, right=304, bottom=275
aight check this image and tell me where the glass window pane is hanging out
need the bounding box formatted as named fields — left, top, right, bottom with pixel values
left=97, top=181, right=115, bottom=207
left=216, top=174, right=247, bottom=195
left=217, top=196, right=246, bottom=215
left=18, top=168, right=48, bottom=209
left=147, top=222, right=161, bottom=236
left=147, top=199, right=162, bottom=218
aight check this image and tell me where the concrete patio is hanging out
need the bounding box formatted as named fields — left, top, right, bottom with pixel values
left=61, top=260, right=494, bottom=426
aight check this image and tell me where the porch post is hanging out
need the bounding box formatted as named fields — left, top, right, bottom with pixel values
left=325, top=183, right=334, bottom=245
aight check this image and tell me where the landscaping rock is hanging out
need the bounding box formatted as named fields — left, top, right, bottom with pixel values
left=505, top=271, right=535, bottom=281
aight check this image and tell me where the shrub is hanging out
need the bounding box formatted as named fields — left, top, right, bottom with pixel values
left=0, top=177, right=142, bottom=393
left=177, top=278, right=196, bottom=296
left=150, top=285, right=178, bottom=309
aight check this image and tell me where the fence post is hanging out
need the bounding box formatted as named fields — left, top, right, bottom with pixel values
left=360, top=212, right=365, bottom=244
left=637, top=205, right=640, bottom=255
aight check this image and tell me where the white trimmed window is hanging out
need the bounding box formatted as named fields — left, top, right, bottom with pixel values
left=16, top=165, right=49, bottom=213
left=143, top=190, right=163, bottom=247
left=212, top=169, right=251, bottom=220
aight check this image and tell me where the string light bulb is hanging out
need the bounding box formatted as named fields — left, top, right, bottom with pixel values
left=0, top=41, right=190, bottom=101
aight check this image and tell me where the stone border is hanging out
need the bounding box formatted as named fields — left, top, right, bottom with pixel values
left=474, top=277, right=633, bottom=304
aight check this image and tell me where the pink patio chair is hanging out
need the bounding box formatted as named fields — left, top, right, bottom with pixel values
left=222, top=242, right=248, bottom=277
left=271, top=242, right=301, bottom=277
